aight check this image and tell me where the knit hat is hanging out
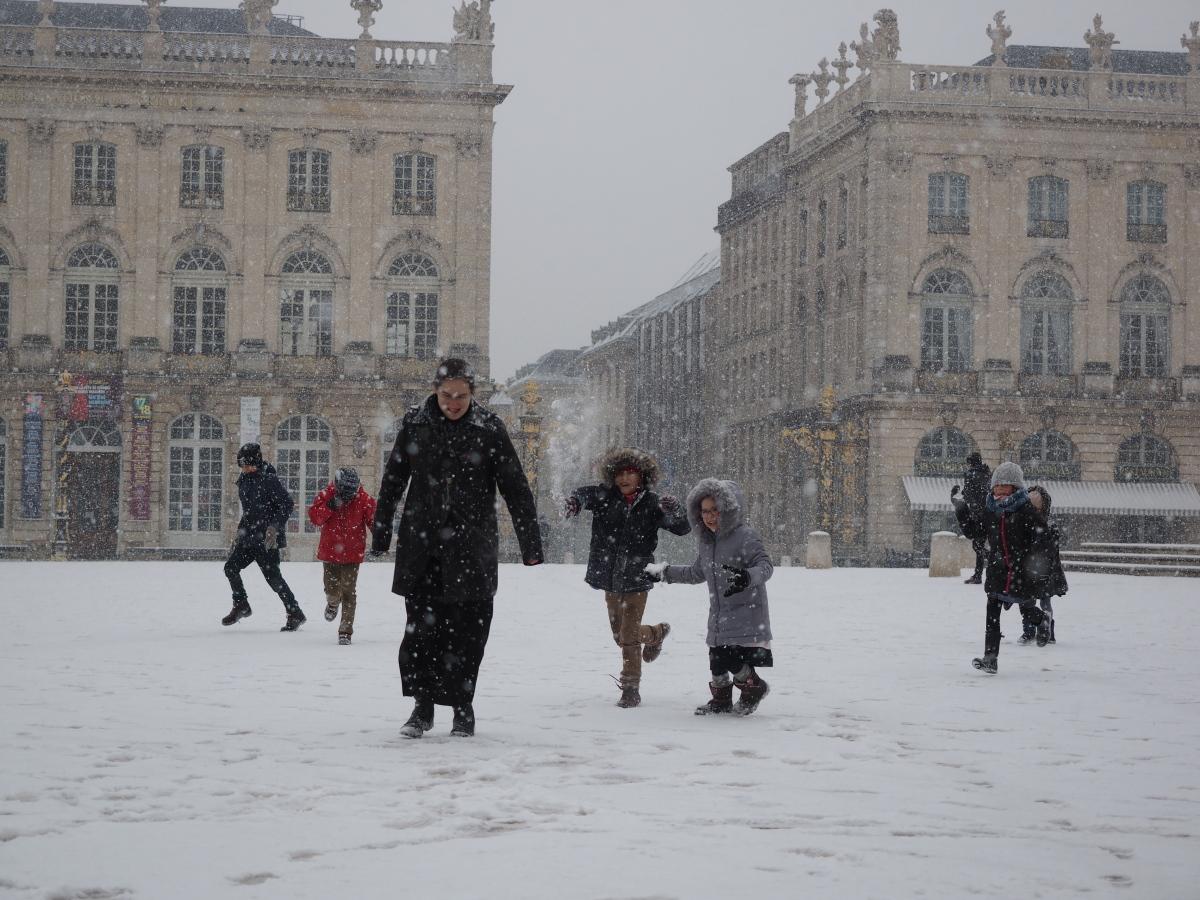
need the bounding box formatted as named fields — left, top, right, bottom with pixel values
left=236, top=442, right=263, bottom=468
left=966, top=451, right=983, bottom=466
left=334, top=467, right=360, bottom=498
left=989, top=461, right=1026, bottom=490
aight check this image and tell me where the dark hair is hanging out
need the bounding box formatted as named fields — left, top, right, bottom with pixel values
left=237, top=442, right=263, bottom=467
left=966, top=451, right=982, bottom=466
left=433, top=357, right=476, bottom=390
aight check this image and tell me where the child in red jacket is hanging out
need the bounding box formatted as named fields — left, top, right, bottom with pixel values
left=308, top=468, right=377, bottom=645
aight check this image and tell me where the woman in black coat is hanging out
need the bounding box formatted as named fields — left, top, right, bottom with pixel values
left=373, top=359, right=543, bottom=738
left=953, top=461, right=1051, bottom=674
left=563, top=448, right=690, bottom=708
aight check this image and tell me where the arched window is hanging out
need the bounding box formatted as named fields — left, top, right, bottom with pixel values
left=0, top=246, right=10, bottom=349
left=1126, top=181, right=1166, bottom=243
left=72, top=142, right=116, bottom=206
left=1019, top=271, right=1073, bottom=375
left=65, top=421, right=121, bottom=450
left=0, top=416, right=6, bottom=529
left=920, top=268, right=973, bottom=373
left=385, top=253, right=439, bottom=359
left=275, top=414, right=331, bottom=534
left=172, top=248, right=227, bottom=355
left=1116, top=433, right=1177, bottom=483
left=64, top=243, right=119, bottom=351
left=914, top=427, right=974, bottom=476
left=279, top=251, right=333, bottom=357
left=1119, top=275, right=1170, bottom=377
left=1020, top=430, right=1080, bottom=481
left=1027, top=175, right=1068, bottom=238
left=287, top=149, right=330, bottom=212
left=168, top=413, right=225, bottom=533
left=393, top=153, right=436, bottom=215
left=928, top=172, right=969, bottom=233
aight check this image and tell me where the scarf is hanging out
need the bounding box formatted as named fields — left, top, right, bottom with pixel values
left=986, top=488, right=1030, bottom=516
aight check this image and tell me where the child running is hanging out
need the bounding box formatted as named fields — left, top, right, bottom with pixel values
left=308, top=467, right=377, bottom=646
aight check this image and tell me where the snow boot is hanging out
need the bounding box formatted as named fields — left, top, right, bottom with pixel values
left=1048, top=618, right=1056, bottom=644
left=1036, top=617, right=1050, bottom=648
left=972, top=653, right=998, bottom=674
left=1018, top=630, right=1036, bottom=645
left=642, top=622, right=670, bottom=663
left=323, top=596, right=338, bottom=622
left=338, top=633, right=351, bottom=646
left=221, top=600, right=252, bottom=626
left=280, top=608, right=306, bottom=632
left=695, top=681, right=735, bottom=716
left=450, top=703, right=475, bottom=737
left=964, top=573, right=982, bottom=584
left=733, top=672, right=770, bottom=716
left=400, top=701, right=434, bottom=739
left=617, top=681, right=641, bottom=708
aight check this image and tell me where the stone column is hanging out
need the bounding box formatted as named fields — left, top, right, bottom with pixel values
left=346, top=128, right=377, bottom=351
left=133, top=122, right=164, bottom=343
left=239, top=125, right=271, bottom=349
left=25, top=119, right=56, bottom=339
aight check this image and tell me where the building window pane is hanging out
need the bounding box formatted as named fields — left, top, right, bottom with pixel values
left=919, top=269, right=972, bottom=372
left=1126, top=180, right=1166, bottom=243
left=1019, top=271, right=1073, bottom=375
left=287, top=149, right=331, bottom=212
left=181, top=145, right=224, bottom=209
left=168, top=414, right=224, bottom=534
left=1118, top=275, right=1171, bottom=377
left=279, top=252, right=334, bottom=357
left=928, top=172, right=969, bottom=233
left=1027, top=175, right=1068, bottom=238
left=64, top=243, right=119, bottom=351
left=73, top=142, right=117, bottom=206
left=0, top=141, right=7, bottom=204
left=393, top=153, right=437, bottom=215
left=276, top=415, right=331, bottom=534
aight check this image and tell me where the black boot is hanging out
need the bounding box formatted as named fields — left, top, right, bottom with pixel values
left=280, top=608, right=306, bottom=632
left=734, top=672, right=770, bottom=716
left=695, top=681, right=734, bottom=716
left=1048, top=618, right=1056, bottom=644
left=964, top=572, right=982, bottom=584
left=617, top=682, right=641, bottom=708
left=972, top=653, right=998, bottom=674
left=222, top=600, right=252, bottom=626
left=399, top=701, right=434, bottom=739
left=1036, top=611, right=1050, bottom=648
left=450, top=703, right=475, bottom=737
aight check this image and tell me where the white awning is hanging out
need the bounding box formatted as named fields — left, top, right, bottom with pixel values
left=902, top=476, right=1200, bottom=518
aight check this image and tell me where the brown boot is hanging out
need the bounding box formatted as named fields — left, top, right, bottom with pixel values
left=694, top=681, right=734, bottom=715
left=617, top=682, right=641, bottom=708
left=733, top=672, right=770, bottom=716
left=642, top=622, right=671, bottom=663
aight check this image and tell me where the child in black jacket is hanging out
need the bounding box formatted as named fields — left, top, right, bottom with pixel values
left=952, top=461, right=1051, bottom=674
left=1020, top=485, right=1067, bottom=645
left=564, top=448, right=691, bottom=707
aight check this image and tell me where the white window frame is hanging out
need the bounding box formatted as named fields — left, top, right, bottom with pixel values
left=172, top=248, right=228, bottom=355
left=72, top=142, right=117, bottom=206
left=167, top=413, right=225, bottom=538
left=1126, top=180, right=1166, bottom=243
left=1119, top=275, right=1171, bottom=377
left=287, top=149, right=331, bottom=212
left=1027, top=175, right=1068, bottom=238
left=279, top=251, right=334, bottom=357
left=919, top=269, right=973, bottom=373
left=1020, top=430, right=1080, bottom=481
left=393, top=153, right=437, bottom=215
left=915, top=427, right=973, bottom=477
left=928, top=172, right=969, bottom=233
left=1019, top=271, right=1073, bottom=375
left=385, top=253, right=439, bottom=359
left=180, top=145, right=224, bottom=209
left=64, top=243, right=120, bottom=352
left=275, top=414, right=331, bottom=535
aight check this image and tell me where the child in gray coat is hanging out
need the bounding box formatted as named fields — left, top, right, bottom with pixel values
left=647, top=479, right=774, bottom=716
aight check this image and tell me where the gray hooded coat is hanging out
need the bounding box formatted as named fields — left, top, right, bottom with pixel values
left=663, top=479, right=773, bottom=646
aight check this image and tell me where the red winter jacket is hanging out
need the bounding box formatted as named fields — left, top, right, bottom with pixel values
left=308, top=484, right=378, bottom=564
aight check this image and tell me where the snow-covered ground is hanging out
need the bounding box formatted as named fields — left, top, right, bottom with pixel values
left=2, top=562, right=1197, bottom=899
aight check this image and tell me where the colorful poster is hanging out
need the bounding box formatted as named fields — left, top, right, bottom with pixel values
left=240, top=396, right=261, bottom=446
left=21, top=393, right=43, bottom=518
left=56, top=374, right=123, bottom=422
left=129, top=396, right=153, bottom=520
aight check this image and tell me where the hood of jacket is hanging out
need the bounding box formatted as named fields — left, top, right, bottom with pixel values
left=685, top=478, right=745, bottom=538
left=597, top=447, right=661, bottom=488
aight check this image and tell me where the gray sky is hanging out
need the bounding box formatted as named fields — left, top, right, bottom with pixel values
left=198, top=1, right=1191, bottom=378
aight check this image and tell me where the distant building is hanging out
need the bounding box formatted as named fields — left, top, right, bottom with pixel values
left=0, top=0, right=508, bottom=558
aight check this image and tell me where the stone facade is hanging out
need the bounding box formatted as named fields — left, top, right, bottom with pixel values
left=0, top=0, right=508, bottom=558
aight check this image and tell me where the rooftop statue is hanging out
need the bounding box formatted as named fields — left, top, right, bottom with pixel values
left=453, top=0, right=495, bottom=42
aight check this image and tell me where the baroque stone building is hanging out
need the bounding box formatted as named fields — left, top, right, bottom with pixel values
left=0, top=0, right=508, bottom=558
left=717, top=10, right=1200, bottom=562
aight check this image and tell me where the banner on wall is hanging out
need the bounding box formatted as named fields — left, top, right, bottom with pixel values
left=129, top=396, right=153, bottom=520
left=240, top=396, right=261, bottom=447
left=56, top=374, right=123, bottom=422
left=20, top=393, right=44, bottom=519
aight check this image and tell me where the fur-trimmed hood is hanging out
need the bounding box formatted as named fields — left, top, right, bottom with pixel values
left=598, top=447, right=661, bottom=488
left=685, top=478, right=745, bottom=538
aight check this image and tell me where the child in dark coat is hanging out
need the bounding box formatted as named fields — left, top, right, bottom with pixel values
left=953, top=461, right=1051, bottom=674
left=564, top=448, right=691, bottom=708
left=1021, top=485, right=1067, bottom=645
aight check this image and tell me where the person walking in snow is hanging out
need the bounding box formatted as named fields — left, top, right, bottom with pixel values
left=221, top=442, right=306, bottom=632
left=563, top=448, right=692, bottom=708
left=1019, top=485, right=1067, bottom=645
left=647, top=479, right=774, bottom=716
left=372, top=358, right=544, bottom=739
left=961, top=452, right=992, bottom=584
left=307, top=467, right=377, bottom=646
left=952, top=461, right=1051, bottom=674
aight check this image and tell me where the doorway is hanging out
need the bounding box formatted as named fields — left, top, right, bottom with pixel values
left=60, top=422, right=122, bottom=560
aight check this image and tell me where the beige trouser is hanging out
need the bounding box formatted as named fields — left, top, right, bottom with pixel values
left=323, top=562, right=360, bottom=637
left=604, top=591, right=666, bottom=688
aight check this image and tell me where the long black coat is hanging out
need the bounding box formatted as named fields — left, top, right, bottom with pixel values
left=962, top=460, right=992, bottom=513
left=372, top=395, right=543, bottom=600
left=572, top=485, right=691, bottom=594
left=956, top=493, right=1045, bottom=601
left=235, top=462, right=293, bottom=549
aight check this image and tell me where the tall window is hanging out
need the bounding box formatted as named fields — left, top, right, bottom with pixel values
left=168, top=414, right=224, bottom=534
left=385, top=252, right=439, bottom=359
left=915, top=427, right=974, bottom=476
left=1019, top=271, right=1073, bottom=375
left=287, top=149, right=330, bottom=212
left=919, top=268, right=973, bottom=372
left=0, top=416, right=6, bottom=530
left=1119, top=274, right=1171, bottom=377
left=837, top=180, right=849, bottom=250
left=817, top=198, right=828, bottom=258
left=928, top=172, right=969, bottom=233
left=180, top=145, right=224, bottom=209
left=1027, top=175, right=1068, bottom=238
left=276, top=414, right=331, bottom=534
left=1020, top=430, right=1080, bottom=481
left=1116, top=433, right=1177, bottom=483
left=1126, top=181, right=1166, bottom=243
left=64, top=243, right=119, bottom=351
left=393, top=153, right=436, bottom=215
left=279, top=251, right=333, bottom=357
left=797, top=209, right=808, bottom=267
left=72, top=142, right=117, bottom=206
left=0, top=140, right=7, bottom=203
left=0, top=247, right=9, bottom=349
left=172, top=248, right=227, bottom=355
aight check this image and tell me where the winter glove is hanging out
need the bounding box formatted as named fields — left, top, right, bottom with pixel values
left=721, top=564, right=750, bottom=597
left=644, top=562, right=667, bottom=583
left=659, top=494, right=681, bottom=516
left=327, top=495, right=344, bottom=511
left=950, top=484, right=967, bottom=514
left=562, top=495, right=581, bottom=519
left=264, top=525, right=279, bottom=551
